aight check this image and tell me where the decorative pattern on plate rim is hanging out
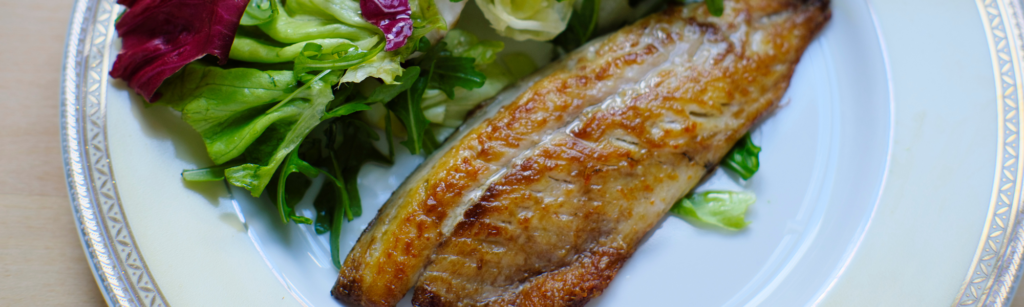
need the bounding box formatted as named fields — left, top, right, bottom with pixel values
left=955, top=0, right=1024, bottom=306
left=60, top=0, right=167, bottom=306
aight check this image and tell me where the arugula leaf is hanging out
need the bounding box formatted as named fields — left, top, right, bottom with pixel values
left=357, top=66, right=422, bottom=104
left=705, top=0, right=724, bottom=16
left=181, top=167, right=227, bottom=182
left=294, top=42, right=385, bottom=76
left=671, top=191, right=756, bottom=230
left=329, top=165, right=349, bottom=268
left=679, top=0, right=725, bottom=17
left=306, top=118, right=387, bottom=268
left=274, top=148, right=321, bottom=224
left=421, top=53, right=536, bottom=127
left=553, top=0, right=600, bottom=52
left=181, top=162, right=244, bottom=181
left=384, top=110, right=395, bottom=160
left=722, top=133, right=761, bottom=180
left=429, top=56, right=487, bottom=99
left=412, top=38, right=487, bottom=99
left=313, top=176, right=338, bottom=234
left=322, top=103, right=372, bottom=120
left=386, top=67, right=433, bottom=155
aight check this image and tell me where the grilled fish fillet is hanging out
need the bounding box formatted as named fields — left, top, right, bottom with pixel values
left=333, top=1, right=829, bottom=306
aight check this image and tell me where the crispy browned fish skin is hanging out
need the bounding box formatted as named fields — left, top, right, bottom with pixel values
left=409, top=1, right=831, bottom=306
left=333, top=0, right=829, bottom=306
left=333, top=4, right=690, bottom=307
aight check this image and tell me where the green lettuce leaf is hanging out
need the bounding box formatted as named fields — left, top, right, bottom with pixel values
left=256, top=0, right=377, bottom=44
left=441, top=29, right=504, bottom=67
left=339, top=51, right=406, bottom=84
left=240, top=0, right=274, bottom=26
left=231, top=26, right=375, bottom=63
left=156, top=62, right=299, bottom=165
left=232, top=0, right=446, bottom=84
left=223, top=70, right=342, bottom=196
left=165, top=62, right=343, bottom=196
left=671, top=191, right=756, bottom=230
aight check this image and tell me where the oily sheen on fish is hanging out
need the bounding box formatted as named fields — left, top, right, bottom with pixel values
left=333, top=1, right=829, bottom=306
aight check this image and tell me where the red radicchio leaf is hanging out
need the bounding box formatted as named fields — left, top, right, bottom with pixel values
left=109, top=0, right=249, bottom=101
left=360, top=0, right=413, bottom=52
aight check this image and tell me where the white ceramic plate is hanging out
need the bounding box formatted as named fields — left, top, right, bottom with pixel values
left=60, top=0, right=1024, bottom=306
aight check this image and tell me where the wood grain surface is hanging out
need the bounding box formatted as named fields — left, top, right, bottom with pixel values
left=0, top=0, right=1022, bottom=306
left=0, top=0, right=106, bottom=306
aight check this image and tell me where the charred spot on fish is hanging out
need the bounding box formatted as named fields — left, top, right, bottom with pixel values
left=688, top=111, right=712, bottom=118
left=697, top=163, right=719, bottom=186
left=461, top=201, right=493, bottom=223
left=548, top=176, right=574, bottom=185
left=681, top=152, right=696, bottom=163
left=613, top=137, right=640, bottom=146
left=704, top=160, right=716, bottom=172
left=413, top=286, right=447, bottom=307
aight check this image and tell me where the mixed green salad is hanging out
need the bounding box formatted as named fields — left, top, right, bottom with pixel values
left=109, top=0, right=747, bottom=268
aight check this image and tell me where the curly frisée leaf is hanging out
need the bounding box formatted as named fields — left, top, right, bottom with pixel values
left=109, top=0, right=249, bottom=101
left=671, top=191, right=756, bottom=230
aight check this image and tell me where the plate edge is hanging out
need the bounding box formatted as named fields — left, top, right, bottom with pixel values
left=60, top=0, right=169, bottom=306
left=954, top=0, right=1024, bottom=306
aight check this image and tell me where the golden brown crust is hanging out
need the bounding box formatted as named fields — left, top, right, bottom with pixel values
left=333, top=2, right=695, bottom=305
left=409, top=1, right=830, bottom=306
left=335, top=1, right=829, bottom=306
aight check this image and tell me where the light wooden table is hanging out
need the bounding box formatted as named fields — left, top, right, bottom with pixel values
left=0, top=0, right=105, bottom=306
left=3, top=1, right=1024, bottom=306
